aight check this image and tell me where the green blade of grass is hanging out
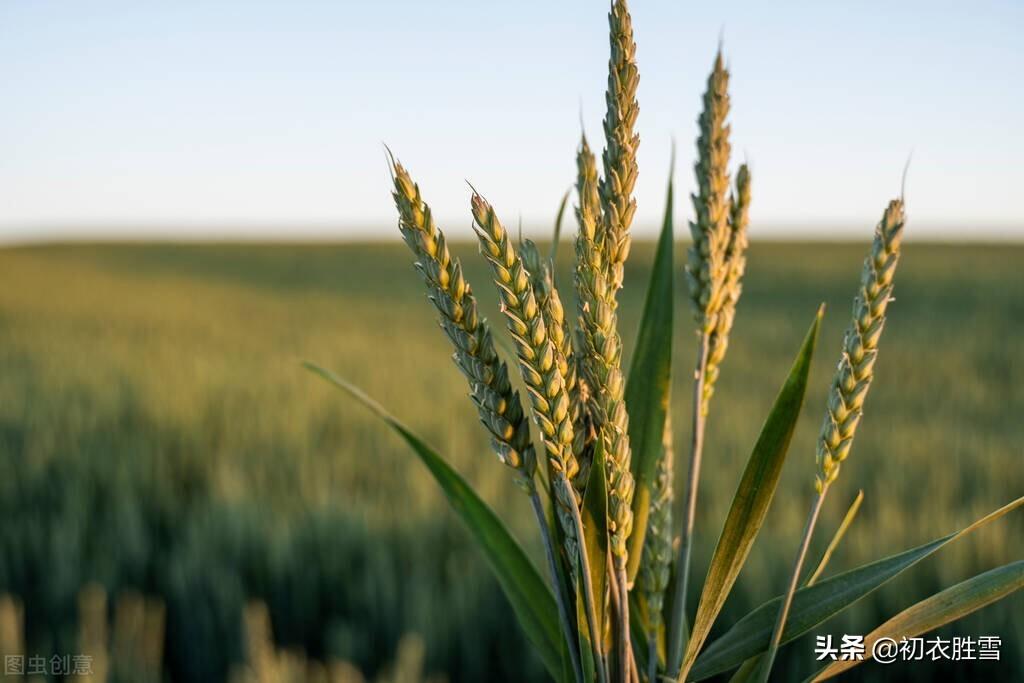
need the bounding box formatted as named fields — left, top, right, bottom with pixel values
left=305, top=362, right=565, bottom=681
left=691, top=494, right=1024, bottom=680
left=677, top=307, right=824, bottom=680
left=812, top=560, right=1024, bottom=680
left=550, top=188, right=571, bottom=267
left=624, top=161, right=675, bottom=582
left=805, top=490, right=864, bottom=586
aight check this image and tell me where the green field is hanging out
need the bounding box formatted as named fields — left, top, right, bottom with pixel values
left=1, top=241, right=1021, bottom=681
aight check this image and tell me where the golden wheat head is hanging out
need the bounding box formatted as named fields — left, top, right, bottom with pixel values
left=390, top=162, right=537, bottom=485
left=816, top=199, right=905, bottom=492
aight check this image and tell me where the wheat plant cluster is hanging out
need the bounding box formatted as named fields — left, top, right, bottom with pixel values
left=310, top=1, right=1024, bottom=681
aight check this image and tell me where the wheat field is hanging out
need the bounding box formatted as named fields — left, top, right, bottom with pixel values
left=0, top=240, right=1020, bottom=681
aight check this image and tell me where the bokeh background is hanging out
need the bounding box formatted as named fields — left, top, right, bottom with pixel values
left=2, top=1, right=1022, bottom=681
left=1, top=241, right=1021, bottom=681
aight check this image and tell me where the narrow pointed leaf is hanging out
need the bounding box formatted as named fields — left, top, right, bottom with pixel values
left=625, top=166, right=675, bottom=582
left=678, top=307, right=824, bottom=679
left=550, top=188, right=571, bottom=266
left=805, top=490, right=864, bottom=586
left=305, top=362, right=564, bottom=679
left=811, top=560, right=1024, bottom=680
left=726, top=657, right=760, bottom=683
left=576, top=590, right=595, bottom=683
left=582, top=441, right=610, bottom=636
left=691, top=494, right=1024, bottom=680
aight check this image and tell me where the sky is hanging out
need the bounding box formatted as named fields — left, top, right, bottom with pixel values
left=2, top=0, right=1022, bottom=242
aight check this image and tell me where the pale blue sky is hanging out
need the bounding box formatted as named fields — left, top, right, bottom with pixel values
left=2, top=1, right=1022, bottom=241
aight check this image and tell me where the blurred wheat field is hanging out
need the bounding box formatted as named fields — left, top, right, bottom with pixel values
left=0, top=240, right=1021, bottom=681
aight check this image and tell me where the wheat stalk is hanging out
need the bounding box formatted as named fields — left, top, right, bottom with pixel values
left=470, top=192, right=605, bottom=680
left=702, top=163, right=751, bottom=411
left=668, top=50, right=735, bottom=678
left=575, top=129, right=636, bottom=680
left=759, top=199, right=906, bottom=682
left=391, top=161, right=581, bottom=681
left=600, top=0, right=640, bottom=296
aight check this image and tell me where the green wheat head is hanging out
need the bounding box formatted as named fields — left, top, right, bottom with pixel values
left=685, top=51, right=733, bottom=336
left=816, top=199, right=905, bottom=492
left=600, top=0, right=640, bottom=296
left=470, top=193, right=582, bottom=560
left=702, top=163, right=751, bottom=411
left=390, top=162, right=538, bottom=487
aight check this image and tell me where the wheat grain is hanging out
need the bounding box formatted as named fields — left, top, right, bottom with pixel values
left=702, top=163, right=751, bottom=412
left=816, top=199, right=905, bottom=492
left=685, top=51, right=733, bottom=334
left=600, top=0, right=640, bottom=296
left=390, top=161, right=537, bottom=486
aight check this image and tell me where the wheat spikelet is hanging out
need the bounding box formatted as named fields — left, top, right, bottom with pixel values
left=470, top=193, right=581, bottom=546
left=702, top=163, right=751, bottom=411
left=685, top=51, right=733, bottom=333
left=390, top=162, right=537, bottom=486
left=638, top=413, right=674, bottom=626
left=815, top=199, right=905, bottom=492
left=574, top=136, right=635, bottom=560
left=600, top=0, right=640, bottom=295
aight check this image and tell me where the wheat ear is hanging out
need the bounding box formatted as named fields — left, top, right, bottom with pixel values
left=574, top=137, right=636, bottom=562
left=390, top=162, right=536, bottom=483
left=668, top=50, right=734, bottom=678
left=600, top=0, right=640, bottom=296
left=471, top=194, right=578, bottom=501
left=470, top=192, right=605, bottom=680
left=816, top=199, right=905, bottom=492
left=391, top=162, right=582, bottom=682
left=702, top=163, right=751, bottom=411
left=685, top=50, right=732, bottom=333
left=759, top=199, right=906, bottom=683
left=570, top=138, right=605, bottom=499
left=575, top=132, right=636, bottom=681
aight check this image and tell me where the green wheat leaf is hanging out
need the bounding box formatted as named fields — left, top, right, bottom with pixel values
left=810, top=560, right=1024, bottom=681
left=691, top=494, right=1024, bottom=680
